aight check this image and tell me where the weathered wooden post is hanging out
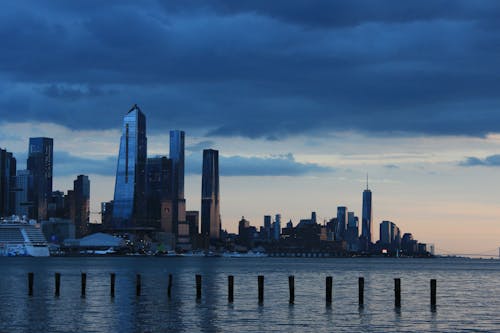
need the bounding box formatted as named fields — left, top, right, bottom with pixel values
left=258, top=275, right=264, bottom=304
left=28, top=272, right=34, bottom=296
left=430, top=279, right=437, bottom=307
left=168, top=274, right=173, bottom=298
left=81, top=273, right=87, bottom=297
left=55, top=273, right=61, bottom=297
left=196, top=274, right=202, bottom=300
left=289, top=275, right=295, bottom=304
left=136, top=274, right=141, bottom=296
left=358, top=277, right=364, bottom=306
left=394, top=278, right=401, bottom=307
left=326, top=276, right=333, bottom=305
left=228, top=275, right=234, bottom=303
left=110, top=273, right=115, bottom=297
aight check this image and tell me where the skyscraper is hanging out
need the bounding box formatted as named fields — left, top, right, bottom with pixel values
left=170, top=130, right=186, bottom=235
left=335, top=206, right=348, bottom=241
left=73, top=175, right=90, bottom=238
left=361, top=179, right=373, bottom=244
left=146, top=156, right=172, bottom=230
left=0, top=148, right=16, bottom=217
left=112, top=105, right=147, bottom=229
left=201, top=149, right=220, bottom=240
left=15, top=170, right=31, bottom=217
left=27, top=137, right=53, bottom=220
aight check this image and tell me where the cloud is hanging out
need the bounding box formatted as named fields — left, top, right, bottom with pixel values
left=459, top=155, right=500, bottom=167
left=1, top=1, right=500, bottom=138
left=384, top=164, right=399, bottom=169
left=54, top=151, right=116, bottom=177
left=186, top=140, right=216, bottom=152
left=186, top=152, right=333, bottom=176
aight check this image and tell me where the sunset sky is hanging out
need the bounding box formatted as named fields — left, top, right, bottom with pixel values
left=2, top=1, right=500, bottom=255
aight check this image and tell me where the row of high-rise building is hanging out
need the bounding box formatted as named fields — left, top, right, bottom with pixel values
left=102, top=105, right=221, bottom=249
left=0, top=139, right=90, bottom=238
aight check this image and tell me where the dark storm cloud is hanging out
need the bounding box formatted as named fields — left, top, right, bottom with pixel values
left=459, top=155, right=500, bottom=167
left=186, top=153, right=332, bottom=176
left=1, top=1, right=500, bottom=138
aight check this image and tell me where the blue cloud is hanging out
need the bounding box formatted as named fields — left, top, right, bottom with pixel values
left=459, top=155, right=500, bottom=167
left=54, top=152, right=116, bottom=177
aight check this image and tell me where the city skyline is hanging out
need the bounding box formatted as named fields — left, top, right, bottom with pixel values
left=2, top=1, right=500, bottom=255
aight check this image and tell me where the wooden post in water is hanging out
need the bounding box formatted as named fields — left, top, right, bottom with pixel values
left=228, top=275, right=234, bottom=303
left=326, top=276, right=333, bottom=305
left=81, top=273, right=87, bottom=297
left=289, top=275, right=295, bottom=304
left=358, top=277, right=364, bottom=306
left=196, top=274, right=202, bottom=300
left=55, top=273, right=61, bottom=297
left=136, top=274, right=141, bottom=296
left=110, top=273, right=115, bottom=297
left=430, top=279, right=437, bottom=307
left=258, top=275, right=264, bottom=304
left=28, top=272, right=34, bottom=296
left=394, top=278, right=401, bottom=307
left=168, top=274, right=173, bottom=298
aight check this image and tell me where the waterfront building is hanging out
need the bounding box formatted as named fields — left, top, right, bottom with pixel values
left=41, top=218, right=75, bottom=244
left=264, top=215, right=272, bottom=240
left=27, top=137, right=53, bottom=220
left=201, top=149, right=220, bottom=240
left=170, top=130, right=186, bottom=236
left=146, top=156, right=172, bottom=230
left=346, top=212, right=359, bottom=251
left=0, top=148, right=16, bottom=217
left=186, top=210, right=199, bottom=237
left=112, top=105, right=147, bottom=229
left=273, top=214, right=281, bottom=240
left=335, top=206, right=348, bottom=241
left=101, top=201, right=113, bottom=229
left=73, top=175, right=90, bottom=238
left=15, top=170, right=31, bottom=217
left=48, top=191, right=65, bottom=218
left=361, top=181, right=373, bottom=245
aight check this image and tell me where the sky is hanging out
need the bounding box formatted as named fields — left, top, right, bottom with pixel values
left=1, top=0, right=500, bottom=255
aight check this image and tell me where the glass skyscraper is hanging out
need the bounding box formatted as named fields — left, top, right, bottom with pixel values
left=169, top=130, right=186, bottom=235
left=27, top=137, right=53, bottom=220
left=73, top=175, right=90, bottom=238
left=112, top=105, right=147, bottom=229
left=201, top=149, right=220, bottom=240
left=361, top=186, right=373, bottom=244
left=0, top=148, right=16, bottom=217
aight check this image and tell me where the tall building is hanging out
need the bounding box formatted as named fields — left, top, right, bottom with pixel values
left=73, top=175, right=90, bottom=238
left=27, top=137, right=53, bottom=220
left=201, top=149, right=220, bottom=240
left=273, top=214, right=281, bottom=240
left=15, top=170, right=31, bottom=217
left=0, top=148, right=16, bottom=217
left=112, top=105, right=147, bottom=229
left=169, top=130, right=186, bottom=235
left=361, top=180, right=373, bottom=244
left=335, top=206, right=348, bottom=241
left=186, top=210, right=199, bottom=237
left=146, top=156, right=172, bottom=230
left=264, top=215, right=272, bottom=240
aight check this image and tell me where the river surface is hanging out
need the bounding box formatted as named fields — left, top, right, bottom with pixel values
left=0, top=257, right=498, bottom=332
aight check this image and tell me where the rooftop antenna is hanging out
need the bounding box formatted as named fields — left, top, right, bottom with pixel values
left=366, top=173, right=369, bottom=190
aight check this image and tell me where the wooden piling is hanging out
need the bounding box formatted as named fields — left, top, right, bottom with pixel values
left=168, top=274, right=173, bottom=298
left=326, top=276, right=333, bottom=305
left=81, top=273, right=86, bottom=297
left=110, top=273, right=115, bottom=297
left=258, top=275, right=264, bottom=303
left=430, top=279, right=436, bottom=307
left=136, top=274, right=141, bottom=296
left=196, top=274, right=202, bottom=300
left=289, top=275, right=295, bottom=304
left=358, top=277, right=364, bottom=306
left=28, top=272, right=34, bottom=296
left=228, top=275, right=234, bottom=303
left=394, top=278, right=401, bottom=307
left=55, top=272, right=61, bottom=297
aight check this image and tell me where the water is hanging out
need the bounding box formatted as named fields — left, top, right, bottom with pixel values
left=0, top=257, right=499, bottom=332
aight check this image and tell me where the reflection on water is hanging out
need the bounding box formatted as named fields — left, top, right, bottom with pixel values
left=0, top=257, right=500, bottom=332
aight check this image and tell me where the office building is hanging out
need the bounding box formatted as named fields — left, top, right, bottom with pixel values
left=201, top=149, right=220, bottom=240
left=146, top=156, right=172, bottom=230
left=15, top=170, right=31, bottom=217
left=73, top=175, right=90, bottom=238
left=335, top=206, right=348, bottom=241
left=0, top=149, right=16, bottom=217
left=264, top=215, right=272, bottom=240
left=112, top=105, right=147, bottom=229
left=170, top=130, right=186, bottom=236
left=361, top=181, right=373, bottom=244
left=27, top=137, right=53, bottom=220
left=273, top=214, right=281, bottom=240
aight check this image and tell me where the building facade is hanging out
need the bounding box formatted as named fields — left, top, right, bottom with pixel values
left=0, top=149, right=16, bottom=217
left=73, top=175, right=90, bottom=238
left=27, top=137, right=53, bottom=221
left=169, top=130, right=186, bottom=236
left=201, top=149, right=220, bottom=240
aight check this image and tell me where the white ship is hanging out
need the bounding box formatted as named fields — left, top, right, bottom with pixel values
left=0, top=216, right=50, bottom=257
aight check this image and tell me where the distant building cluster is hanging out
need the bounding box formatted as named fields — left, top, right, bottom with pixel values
left=0, top=104, right=432, bottom=256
